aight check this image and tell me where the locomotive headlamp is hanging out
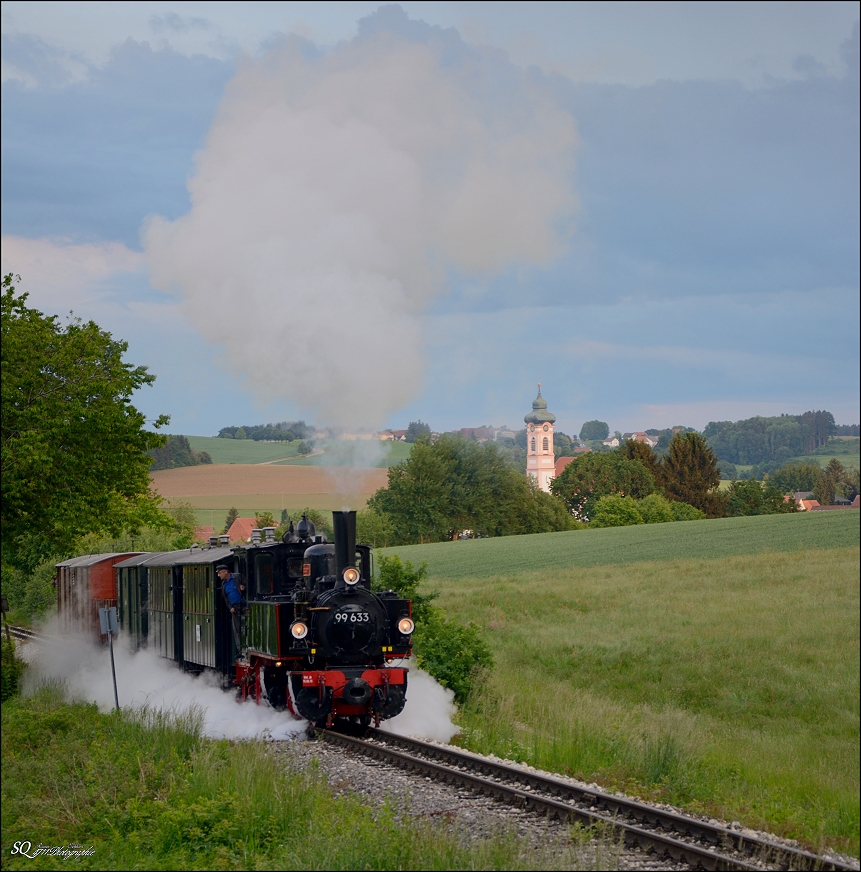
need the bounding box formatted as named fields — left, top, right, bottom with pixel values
left=290, top=621, right=309, bottom=640
left=342, top=566, right=361, bottom=586
left=397, top=617, right=415, bottom=635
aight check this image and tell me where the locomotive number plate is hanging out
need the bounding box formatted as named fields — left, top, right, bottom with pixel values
left=335, top=611, right=370, bottom=623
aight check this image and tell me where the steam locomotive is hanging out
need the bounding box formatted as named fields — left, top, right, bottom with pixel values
left=60, top=511, right=412, bottom=727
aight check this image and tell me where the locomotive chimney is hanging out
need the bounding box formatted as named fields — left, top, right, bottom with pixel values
left=333, top=510, right=357, bottom=577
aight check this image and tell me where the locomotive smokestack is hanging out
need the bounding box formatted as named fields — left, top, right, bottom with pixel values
left=333, top=510, right=357, bottom=578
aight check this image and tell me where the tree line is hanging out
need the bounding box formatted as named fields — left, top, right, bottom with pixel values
left=217, top=421, right=313, bottom=441
left=147, top=435, right=212, bottom=470
left=703, top=411, right=838, bottom=466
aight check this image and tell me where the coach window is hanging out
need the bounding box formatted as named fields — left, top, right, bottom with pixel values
left=255, top=552, right=275, bottom=596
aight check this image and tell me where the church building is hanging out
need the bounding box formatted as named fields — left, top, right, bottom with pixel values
left=524, top=385, right=556, bottom=493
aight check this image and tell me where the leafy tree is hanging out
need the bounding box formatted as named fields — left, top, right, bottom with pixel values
left=356, top=507, right=396, bottom=548
left=235, top=427, right=247, bottom=439
left=148, top=434, right=212, bottom=470
left=223, top=507, right=239, bottom=534
left=296, top=441, right=312, bottom=455
left=661, top=432, right=727, bottom=518
left=369, top=436, right=454, bottom=543
left=255, top=511, right=277, bottom=529
left=579, top=420, right=610, bottom=442
left=813, top=458, right=855, bottom=505
left=769, top=463, right=822, bottom=495
left=550, top=451, right=655, bottom=521
left=590, top=495, right=644, bottom=527
left=405, top=420, right=431, bottom=443
left=727, top=479, right=795, bottom=516
left=636, top=493, right=675, bottom=524
left=620, top=438, right=662, bottom=485
left=369, top=435, right=574, bottom=544
left=1, top=274, right=168, bottom=571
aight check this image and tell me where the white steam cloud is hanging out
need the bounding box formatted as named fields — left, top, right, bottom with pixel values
left=22, top=631, right=457, bottom=743
left=145, top=12, right=577, bottom=429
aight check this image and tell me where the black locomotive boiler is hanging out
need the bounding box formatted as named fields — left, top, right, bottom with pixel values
left=111, top=510, right=413, bottom=727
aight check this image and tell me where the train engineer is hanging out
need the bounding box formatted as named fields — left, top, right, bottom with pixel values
left=217, top=565, right=245, bottom=613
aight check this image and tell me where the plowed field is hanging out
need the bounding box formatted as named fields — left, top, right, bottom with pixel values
left=150, top=464, right=388, bottom=498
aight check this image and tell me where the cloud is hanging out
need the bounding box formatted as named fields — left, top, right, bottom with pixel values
left=0, top=234, right=144, bottom=311
left=144, top=7, right=578, bottom=430
left=150, top=13, right=212, bottom=35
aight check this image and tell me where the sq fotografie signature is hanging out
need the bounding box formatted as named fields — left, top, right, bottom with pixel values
left=10, top=841, right=95, bottom=860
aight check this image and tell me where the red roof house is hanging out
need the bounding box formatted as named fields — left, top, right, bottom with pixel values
left=226, top=517, right=257, bottom=543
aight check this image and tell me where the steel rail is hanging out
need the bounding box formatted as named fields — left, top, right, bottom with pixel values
left=321, top=728, right=856, bottom=872
left=6, top=624, right=47, bottom=643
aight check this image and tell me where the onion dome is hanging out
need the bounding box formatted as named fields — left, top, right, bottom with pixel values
left=524, top=385, right=556, bottom=425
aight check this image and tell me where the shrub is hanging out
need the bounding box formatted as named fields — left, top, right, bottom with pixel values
left=1, top=637, right=26, bottom=701
left=670, top=501, right=706, bottom=521
left=590, top=495, right=644, bottom=528
left=372, top=555, right=492, bottom=703
left=636, top=494, right=675, bottom=524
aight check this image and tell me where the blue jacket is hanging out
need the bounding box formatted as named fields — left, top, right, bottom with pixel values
left=223, top=575, right=242, bottom=608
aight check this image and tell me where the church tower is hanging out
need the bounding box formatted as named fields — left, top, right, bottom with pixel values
left=524, top=384, right=556, bottom=493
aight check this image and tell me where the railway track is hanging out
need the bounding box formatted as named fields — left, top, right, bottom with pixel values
left=320, top=728, right=856, bottom=872
left=4, top=624, right=47, bottom=644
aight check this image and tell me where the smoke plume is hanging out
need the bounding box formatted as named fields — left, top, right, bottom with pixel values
left=145, top=8, right=577, bottom=430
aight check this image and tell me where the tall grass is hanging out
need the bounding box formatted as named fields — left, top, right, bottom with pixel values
left=2, top=684, right=616, bottom=870
left=433, top=546, right=859, bottom=856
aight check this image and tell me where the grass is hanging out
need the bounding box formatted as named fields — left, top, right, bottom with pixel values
left=380, top=510, right=859, bottom=580
left=184, top=436, right=412, bottom=468
left=382, top=512, right=860, bottom=856
left=1, top=684, right=613, bottom=870
left=191, top=497, right=375, bottom=529
left=185, top=436, right=304, bottom=464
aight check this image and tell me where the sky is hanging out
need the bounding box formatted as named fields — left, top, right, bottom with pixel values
left=2, top=1, right=858, bottom=438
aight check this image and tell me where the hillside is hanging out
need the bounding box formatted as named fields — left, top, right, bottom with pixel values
left=185, top=435, right=411, bottom=467
left=380, top=510, right=859, bottom=579
left=381, top=509, right=860, bottom=855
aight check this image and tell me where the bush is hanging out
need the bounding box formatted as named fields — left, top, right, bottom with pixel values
left=372, top=556, right=492, bottom=703
left=1, top=637, right=26, bottom=701
left=413, top=610, right=493, bottom=704
left=2, top=558, right=57, bottom=621
left=669, top=501, right=706, bottom=521
left=590, top=495, right=644, bottom=528
left=357, top=507, right=396, bottom=549
left=636, top=494, right=675, bottom=524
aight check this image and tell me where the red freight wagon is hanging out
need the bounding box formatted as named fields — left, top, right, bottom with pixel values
left=56, top=553, right=141, bottom=642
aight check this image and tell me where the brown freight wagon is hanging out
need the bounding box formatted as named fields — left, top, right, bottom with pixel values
left=56, top=553, right=141, bottom=642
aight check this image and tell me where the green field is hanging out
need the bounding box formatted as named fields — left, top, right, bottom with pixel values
left=184, top=436, right=411, bottom=468
left=382, top=512, right=860, bottom=855
left=381, top=511, right=859, bottom=579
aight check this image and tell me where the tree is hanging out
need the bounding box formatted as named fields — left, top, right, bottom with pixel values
left=727, top=479, right=795, bottom=516
left=296, top=441, right=311, bottom=455
left=620, top=438, right=662, bottom=484
left=369, top=436, right=455, bottom=543
left=550, top=451, right=655, bottom=521
left=590, top=496, right=644, bottom=527
left=1, top=275, right=168, bottom=570
left=255, top=511, right=277, bottom=529
left=769, top=463, right=822, bottom=495
left=405, top=420, right=431, bottom=443
left=147, top=434, right=211, bottom=470
left=369, top=434, right=574, bottom=544
left=579, top=420, right=610, bottom=442
left=223, top=507, right=239, bottom=533
left=661, top=432, right=727, bottom=518
left=636, top=493, right=675, bottom=524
